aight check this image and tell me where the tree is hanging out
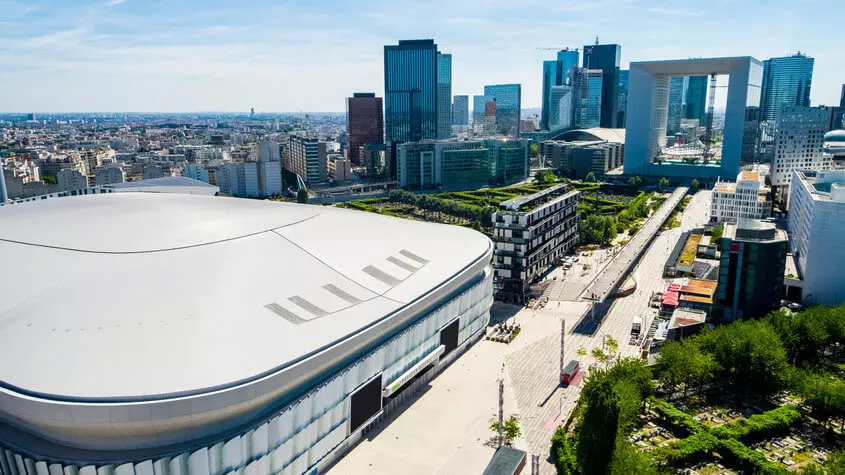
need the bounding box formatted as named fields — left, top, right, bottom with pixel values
left=585, top=172, right=597, bottom=183
left=529, top=142, right=539, bottom=158
left=658, top=177, right=669, bottom=191
left=577, top=346, right=587, bottom=358
left=41, top=175, right=57, bottom=185
left=296, top=188, right=309, bottom=204
left=534, top=169, right=548, bottom=184
left=690, top=178, right=700, bottom=191
left=797, top=373, right=845, bottom=429
left=627, top=176, right=642, bottom=191
left=710, top=223, right=724, bottom=242
left=592, top=347, right=609, bottom=367
left=489, top=414, right=521, bottom=445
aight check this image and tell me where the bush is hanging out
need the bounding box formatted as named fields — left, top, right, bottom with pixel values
left=710, top=405, right=803, bottom=443
left=551, top=427, right=578, bottom=474
left=648, top=398, right=707, bottom=436
left=716, top=438, right=788, bottom=475
left=655, top=432, right=720, bottom=467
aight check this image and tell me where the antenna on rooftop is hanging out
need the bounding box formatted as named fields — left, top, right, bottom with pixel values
left=595, top=35, right=600, bottom=45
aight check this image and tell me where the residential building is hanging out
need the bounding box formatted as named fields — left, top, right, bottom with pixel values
left=760, top=53, right=814, bottom=121
left=143, top=165, right=164, bottom=180
left=624, top=57, right=763, bottom=179
left=787, top=169, right=845, bottom=306
left=57, top=169, right=88, bottom=192
left=437, top=53, right=452, bottom=139
left=327, top=154, right=353, bottom=183
left=452, top=95, right=469, bottom=126
left=617, top=69, right=629, bottom=128
left=492, top=184, right=580, bottom=303
left=520, top=119, right=537, bottom=133
left=384, top=39, right=448, bottom=176
left=216, top=162, right=260, bottom=198
left=541, top=48, right=579, bottom=131
left=259, top=140, right=283, bottom=163
left=685, top=76, right=709, bottom=123
left=95, top=167, right=125, bottom=186
left=582, top=43, right=621, bottom=128
left=345, top=93, right=383, bottom=166
left=770, top=106, right=829, bottom=188
left=717, top=219, right=788, bottom=321
left=258, top=145, right=282, bottom=197
left=711, top=170, right=771, bottom=223
left=483, top=84, right=521, bottom=137
left=397, top=138, right=528, bottom=189
left=667, top=77, right=688, bottom=135
left=182, top=164, right=210, bottom=183
left=286, top=135, right=327, bottom=184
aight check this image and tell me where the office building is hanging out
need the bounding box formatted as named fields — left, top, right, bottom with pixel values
left=183, top=163, right=210, bottom=183
left=397, top=138, right=528, bottom=189
left=56, top=169, right=87, bottom=192
left=472, top=95, right=493, bottom=124
left=760, top=53, right=814, bottom=121
left=359, top=143, right=387, bottom=177
left=625, top=57, right=763, bottom=179
left=437, top=53, right=452, bottom=139
left=0, top=193, right=493, bottom=475
left=770, top=106, right=830, bottom=187
left=570, top=68, right=603, bottom=129
left=717, top=219, right=788, bottom=320
left=617, top=69, right=629, bottom=128
left=492, top=184, right=580, bottom=303
left=540, top=137, right=624, bottom=179
left=685, top=76, right=709, bottom=123
left=667, top=76, right=688, bottom=135
left=582, top=43, right=621, bottom=128
left=452, top=95, right=469, bottom=126
left=787, top=169, right=845, bottom=306
left=94, top=166, right=125, bottom=186
left=711, top=170, right=771, bottom=223
left=549, top=85, right=573, bottom=131
left=217, top=162, right=260, bottom=198
left=143, top=165, right=164, bottom=180
left=287, top=135, right=328, bottom=185
left=483, top=84, right=522, bottom=137
left=541, top=48, right=579, bottom=131
left=825, top=129, right=845, bottom=169
left=346, top=93, right=384, bottom=167
left=384, top=40, right=449, bottom=176
left=520, top=119, right=538, bottom=133
left=823, top=105, right=845, bottom=132
left=327, top=154, right=353, bottom=183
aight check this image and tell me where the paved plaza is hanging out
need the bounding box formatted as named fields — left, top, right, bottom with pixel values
left=329, top=189, right=713, bottom=474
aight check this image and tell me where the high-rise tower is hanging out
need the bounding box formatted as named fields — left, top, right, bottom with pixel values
left=582, top=43, right=621, bottom=128
left=760, top=53, right=814, bottom=121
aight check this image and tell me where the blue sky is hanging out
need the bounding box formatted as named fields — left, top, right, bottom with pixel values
left=1, top=0, right=842, bottom=112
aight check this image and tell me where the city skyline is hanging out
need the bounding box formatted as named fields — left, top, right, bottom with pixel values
left=1, top=0, right=843, bottom=112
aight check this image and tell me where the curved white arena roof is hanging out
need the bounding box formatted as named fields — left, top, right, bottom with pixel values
left=0, top=193, right=491, bottom=451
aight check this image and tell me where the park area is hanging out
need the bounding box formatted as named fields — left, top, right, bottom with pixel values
left=551, top=303, right=845, bottom=474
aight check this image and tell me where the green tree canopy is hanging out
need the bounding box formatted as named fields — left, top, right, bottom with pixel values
left=585, top=172, right=597, bottom=183
left=296, top=188, right=309, bottom=204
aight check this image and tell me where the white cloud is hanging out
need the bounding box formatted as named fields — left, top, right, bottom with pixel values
left=647, top=8, right=712, bottom=16
left=105, top=0, right=126, bottom=6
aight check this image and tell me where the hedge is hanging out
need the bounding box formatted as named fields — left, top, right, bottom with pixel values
left=655, top=431, right=720, bottom=466
left=716, top=438, right=788, bottom=475
left=710, top=405, right=803, bottom=443
left=649, top=398, right=708, bottom=436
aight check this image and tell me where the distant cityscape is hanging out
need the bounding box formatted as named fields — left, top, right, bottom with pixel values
left=2, top=31, right=845, bottom=475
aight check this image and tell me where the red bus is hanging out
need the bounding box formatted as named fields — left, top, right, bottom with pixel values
left=561, top=360, right=580, bottom=385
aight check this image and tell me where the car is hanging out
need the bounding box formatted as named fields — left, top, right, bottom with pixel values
left=787, top=302, right=803, bottom=311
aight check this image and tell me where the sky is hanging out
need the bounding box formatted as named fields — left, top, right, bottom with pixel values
left=0, top=0, right=843, bottom=113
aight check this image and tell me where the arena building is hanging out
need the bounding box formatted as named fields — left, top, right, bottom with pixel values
left=0, top=193, right=493, bottom=474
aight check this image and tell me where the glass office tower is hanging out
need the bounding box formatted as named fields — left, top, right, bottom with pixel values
left=667, top=77, right=689, bottom=135
left=760, top=53, right=814, bottom=121
left=384, top=39, right=447, bottom=177
left=452, top=95, right=469, bottom=126
left=582, top=43, right=621, bottom=128
left=484, top=84, right=522, bottom=137
left=540, top=49, right=579, bottom=131
left=437, top=53, right=452, bottom=139
left=617, top=70, right=629, bottom=128
left=685, top=76, right=709, bottom=123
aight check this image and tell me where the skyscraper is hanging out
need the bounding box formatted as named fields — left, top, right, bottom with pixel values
left=582, top=43, right=621, bottom=128
left=570, top=68, right=603, bottom=129
left=667, top=77, right=688, bottom=135
left=617, top=70, right=629, bottom=128
left=760, top=53, right=814, bottom=121
left=384, top=39, right=448, bottom=177
left=540, top=48, right=579, bottom=131
left=452, top=95, right=469, bottom=126
left=840, top=84, right=845, bottom=108
left=437, top=53, right=452, bottom=139
left=684, top=76, right=709, bottom=124
left=346, top=93, right=384, bottom=166
left=483, top=84, right=522, bottom=137
left=473, top=95, right=493, bottom=123
left=549, top=85, right=573, bottom=130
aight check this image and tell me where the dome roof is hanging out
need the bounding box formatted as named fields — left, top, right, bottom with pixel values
left=825, top=129, right=845, bottom=143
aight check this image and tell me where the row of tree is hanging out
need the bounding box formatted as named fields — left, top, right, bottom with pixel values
left=389, top=189, right=496, bottom=227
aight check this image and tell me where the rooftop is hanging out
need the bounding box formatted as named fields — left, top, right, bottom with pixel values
left=0, top=193, right=491, bottom=401
left=498, top=183, right=577, bottom=212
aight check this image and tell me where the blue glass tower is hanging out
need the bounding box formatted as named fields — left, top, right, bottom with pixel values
left=760, top=53, right=814, bottom=121
left=384, top=39, right=449, bottom=177
left=617, top=69, right=629, bottom=127
left=685, top=76, right=709, bottom=124
left=437, top=53, right=452, bottom=139
left=484, top=84, right=522, bottom=137
left=540, top=49, right=579, bottom=131
left=582, top=43, right=621, bottom=128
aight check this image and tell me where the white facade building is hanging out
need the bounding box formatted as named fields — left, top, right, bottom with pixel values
left=770, top=106, right=830, bottom=187
left=183, top=164, right=210, bottom=183
left=56, top=168, right=87, bottom=192
left=711, top=170, right=771, bottom=223
left=217, top=162, right=260, bottom=198
left=94, top=166, right=125, bottom=186
left=787, top=169, right=845, bottom=306
left=0, top=193, right=492, bottom=474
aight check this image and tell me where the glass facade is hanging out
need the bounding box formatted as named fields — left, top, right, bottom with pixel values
left=540, top=49, right=579, bottom=131
left=472, top=95, right=493, bottom=124
left=452, top=95, right=469, bottom=126
left=436, top=53, right=452, bottom=139
left=0, top=273, right=493, bottom=475
left=685, top=76, right=708, bottom=123
left=582, top=43, right=621, bottom=128
left=441, top=148, right=491, bottom=187
left=346, top=93, right=384, bottom=166
left=398, top=139, right=528, bottom=189
left=617, top=70, right=629, bottom=128
left=667, top=77, right=688, bottom=135
left=484, top=84, right=522, bottom=137
left=760, top=53, right=814, bottom=121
